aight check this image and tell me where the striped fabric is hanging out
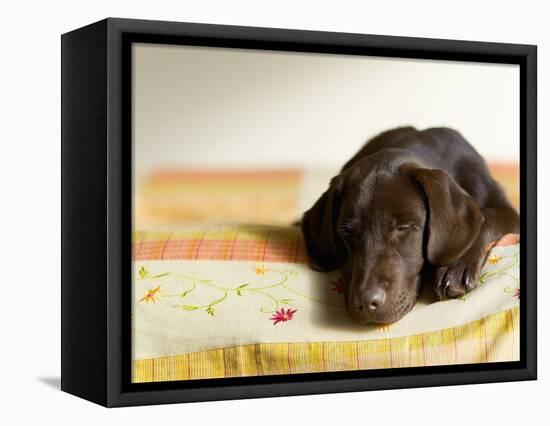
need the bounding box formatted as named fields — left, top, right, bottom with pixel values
left=133, top=307, right=519, bottom=382
left=488, top=163, right=520, bottom=210
left=134, top=169, right=302, bottom=226
left=132, top=225, right=308, bottom=263
left=134, top=164, right=519, bottom=228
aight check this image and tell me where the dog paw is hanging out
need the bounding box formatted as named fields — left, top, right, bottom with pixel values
left=433, top=255, right=484, bottom=300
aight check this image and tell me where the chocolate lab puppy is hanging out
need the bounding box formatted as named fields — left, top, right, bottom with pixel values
left=301, top=127, right=519, bottom=324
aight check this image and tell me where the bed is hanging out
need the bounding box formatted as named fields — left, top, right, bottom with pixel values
left=132, top=165, right=520, bottom=382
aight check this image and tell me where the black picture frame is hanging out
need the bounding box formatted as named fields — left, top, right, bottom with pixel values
left=61, top=17, right=537, bottom=407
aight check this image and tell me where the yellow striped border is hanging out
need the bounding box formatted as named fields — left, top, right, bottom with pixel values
left=133, top=307, right=519, bottom=383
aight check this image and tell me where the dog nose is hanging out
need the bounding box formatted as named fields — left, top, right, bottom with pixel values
left=364, top=287, right=386, bottom=312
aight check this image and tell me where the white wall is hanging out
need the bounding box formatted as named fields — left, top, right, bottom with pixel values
left=133, top=43, right=519, bottom=176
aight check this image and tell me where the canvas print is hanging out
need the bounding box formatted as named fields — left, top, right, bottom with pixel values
left=131, top=43, right=519, bottom=383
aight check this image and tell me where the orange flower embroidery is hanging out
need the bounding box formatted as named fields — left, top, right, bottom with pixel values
left=254, top=264, right=268, bottom=275
left=139, top=286, right=161, bottom=303
left=487, top=254, right=502, bottom=265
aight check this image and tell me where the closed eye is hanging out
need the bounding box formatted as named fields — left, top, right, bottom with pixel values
left=396, top=223, right=417, bottom=232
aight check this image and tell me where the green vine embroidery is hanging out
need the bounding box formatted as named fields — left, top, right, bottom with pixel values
left=478, top=251, right=520, bottom=298
left=479, top=253, right=519, bottom=284
left=135, top=264, right=344, bottom=317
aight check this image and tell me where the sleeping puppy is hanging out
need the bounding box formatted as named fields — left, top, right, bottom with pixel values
left=301, top=127, right=519, bottom=325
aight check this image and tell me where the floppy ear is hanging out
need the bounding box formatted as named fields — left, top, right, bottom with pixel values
left=301, top=177, right=345, bottom=271
left=415, top=168, right=484, bottom=266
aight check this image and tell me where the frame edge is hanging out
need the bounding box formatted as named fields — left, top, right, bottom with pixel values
left=61, top=18, right=110, bottom=407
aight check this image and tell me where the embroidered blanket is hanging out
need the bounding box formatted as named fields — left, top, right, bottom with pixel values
left=132, top=225, right=519, bottom=383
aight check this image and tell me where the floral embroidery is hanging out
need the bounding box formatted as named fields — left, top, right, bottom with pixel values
left=139, top=286, right=161, bottom=303
left=504, top=287, right=520, bottom=299
left=134, top=265, right=343, bottom=318
left=139, top=266, right=149, bottom=279
left=478, top=248, right=519, bottom=300
left=330, top=277, right=345, bottom=295
left=254, top=264, right=268, bottom=275
left=479, top=251, right=519, bottom=285
left=270, top=308, right=297, bottom=325
left=376, top=324, right=393, bottom=332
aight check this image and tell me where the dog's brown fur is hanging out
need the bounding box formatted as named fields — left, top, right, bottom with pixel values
left=301, top=127, right=519, bottom=324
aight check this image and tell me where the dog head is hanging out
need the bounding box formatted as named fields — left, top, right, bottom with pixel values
left=301, top=150, right=484, bottom=324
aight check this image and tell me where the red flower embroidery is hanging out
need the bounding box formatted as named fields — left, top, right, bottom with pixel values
left=269, top=308, right=297, bottom=325
left=513, top=288, right=520, bottom=299
left=330, top=277, right=345, bottom=295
